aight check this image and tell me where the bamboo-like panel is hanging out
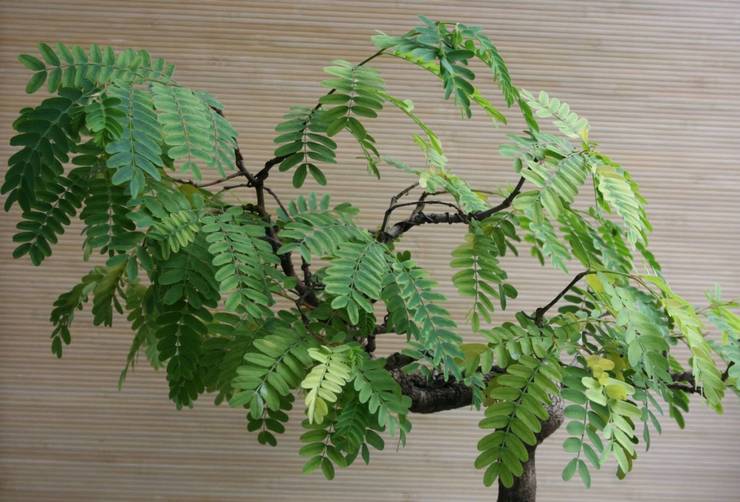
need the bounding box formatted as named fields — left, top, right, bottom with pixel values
left=0, top=1, right=739, bottom=500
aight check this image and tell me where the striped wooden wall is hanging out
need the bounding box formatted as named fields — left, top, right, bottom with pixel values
left=1, top=0, right=739, bottom=500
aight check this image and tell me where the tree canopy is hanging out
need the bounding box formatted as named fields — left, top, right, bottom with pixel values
left=4, top=16, right=739, bottom=501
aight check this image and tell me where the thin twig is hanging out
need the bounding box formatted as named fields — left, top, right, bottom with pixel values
left=408, top=191, right=431, bottom=220
left=534, top=270, right=593, bottom=325
left=263, top=186, right=289, bottom=215
left=171, top=171, right=243, bottom=188
left=377, top=182, right=419, bottom=236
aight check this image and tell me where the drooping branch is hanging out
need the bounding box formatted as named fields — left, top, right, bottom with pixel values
left=378, top=176, right=526, bottom=243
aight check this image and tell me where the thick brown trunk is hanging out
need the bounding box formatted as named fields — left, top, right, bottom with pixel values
left=497, top=445, right=537, bottom=502
left=496, top=396, right=565, bottom=502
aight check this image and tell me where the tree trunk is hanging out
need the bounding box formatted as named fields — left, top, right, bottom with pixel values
left=497, top=445, right=538, bottom=502
left=496, top=396, right=565, bottom=502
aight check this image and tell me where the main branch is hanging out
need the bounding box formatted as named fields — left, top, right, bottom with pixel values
left=385, top=353, right=501, bottom=413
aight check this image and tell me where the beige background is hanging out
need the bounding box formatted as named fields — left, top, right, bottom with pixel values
left=1, top=0, right=739, bottom=500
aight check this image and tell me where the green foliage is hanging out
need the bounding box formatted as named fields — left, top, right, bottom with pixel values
left=119, top=283, right=162, bottom=387
left=151, top=234, right=220, bottom=408
left=324, top=241, right=387, bottom=325
left=320, top=60, right=385, bottom=135
left=451, top=220, right=515, bottom=330
left=560, top=365, right=607, bottom=487
left=414, top=137, right=488, bottom=213
left=84, top=93, right=125, bottom=144
left=152, top=83, right=222, bottom=179
left=520, top=90, right=589, bottom=141
left=151, top=208, right=200, bottom=254
left=12, top=162, right=91, bottom=265
left=299, top=414, right=345, bottom=480
left=332, top=390, right=385, bottom=464
left=105, top=85, right=163, bottom=197
left=48, top=268, right=102, bottom=357
left=200, top=99, right=238, bottom=177
left=515, top=197, right=572, bottom=272
left=373, top=17, right=519, bottom=122
left=482, top=314, right=556, bottom=368
left=277, top=193, right=366, bottom=262
left=155, top=299, right=211, bottom=408
left=353, top=355, right=411, bottom=434
left=476, top=354, right=562, bottom=488
left=387, top=254, right=464, bottom=379
left=320, top=60, right=384, bottom=177
left=198, top=312, right=259, bottom=403
left=381, top=93, right=444, bottom=151
left=661, top=292, right=725, bottom=411
left=249, top=394, right=294, bottom=447
left=584, top=372, right=641, bottom=477
left=300, top=383, right=406, bottom=479
left=521, top=153, right=589, bottom=220
left=5, top=20, right=740, bottom=493
left=273, top=106, right=337, bottom=187
left=593, top=159, right=650, bottom=245
left=19, top=43, right=174, bottom=94
left=231, top=315, right=316, bottom=424
left=455, top=22, right=518, bottom=107
left=375, top=17, right=491, bottom=119
left=301, top=345, right=356, bottom=424
left=138, top=184, right=202, bottom=259
left=202, top=207, right=283, bottom=317
left=3, top=88, right=87, bottom=212
left=80, top=168, right=141, bottom=259
left=586, top=276, right=672, bottom=384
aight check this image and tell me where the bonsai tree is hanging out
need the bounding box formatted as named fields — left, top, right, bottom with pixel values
left=3, top=16, right=738, bottom=502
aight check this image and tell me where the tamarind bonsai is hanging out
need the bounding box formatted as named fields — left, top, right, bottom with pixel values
left=4, top=16, right=738, bottom=502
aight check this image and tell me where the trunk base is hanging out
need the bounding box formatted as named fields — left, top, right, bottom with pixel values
left=496, top=395, right=564, bottom=502
left=497, top=447, right=536, bottom=502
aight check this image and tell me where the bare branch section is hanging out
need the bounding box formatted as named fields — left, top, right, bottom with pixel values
left=171, top=171, right=243, bottom=188
left=378, top=176, right=526, bottom=243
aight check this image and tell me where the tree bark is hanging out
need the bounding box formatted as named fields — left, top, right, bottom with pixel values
left=384, top=353, right=501, bottom=413
left=497, top=396, right=564, bottom=502
left=497, top=445, right=538, bottom=502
